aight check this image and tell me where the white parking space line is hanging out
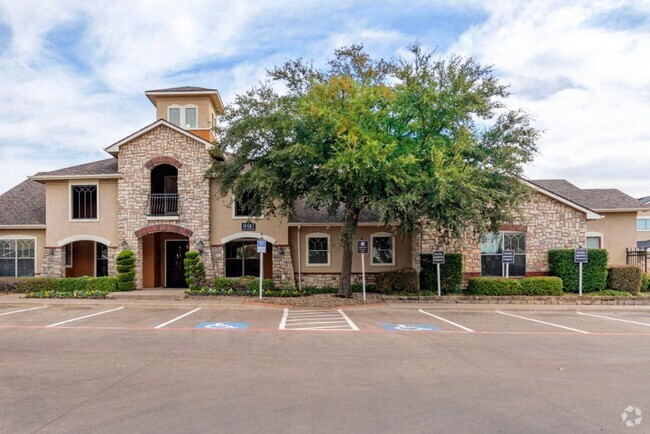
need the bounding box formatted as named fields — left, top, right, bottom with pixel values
left=46, top=306, right=125, bottom=328
left=0, top=306, right=48, bottom=317
left=286, top=315, right=341, bottom=321
left=286, top=320, right=349, bottom=326
left=153, top=308, right=201, bottom=329
left=279, top=308, right=289, bottom=330
left=337, top=309, right=359, bottom=331
left=496, top=311, right=589, bottom=334
left=577, top=312, right=650, bottom=327
left=418, top=309, right=475, bottom=332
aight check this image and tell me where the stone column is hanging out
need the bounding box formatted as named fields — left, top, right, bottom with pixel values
left=211, top=245, right=225, bottom=278
left=107, top=247, right=118, bottom=277
left=272, top=245, right=295, bottom=288
left=42, top=247, right=66, bottom=278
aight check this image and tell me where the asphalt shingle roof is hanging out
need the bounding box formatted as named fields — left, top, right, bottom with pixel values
left=34, top=158, right=118, bottom=177
left=0, top=180, right=45, bottom=225
left=531, top=179, right=646, bottom=211
left=145, top=86, right=218, bottom=93
left=290, top=198, right=382, bottom=223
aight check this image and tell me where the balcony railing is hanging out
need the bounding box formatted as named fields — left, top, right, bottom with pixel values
left=147, top=193, right=178, bottom=216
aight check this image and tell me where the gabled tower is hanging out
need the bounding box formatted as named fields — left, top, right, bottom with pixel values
left=145, top=86, right=225, bottom=142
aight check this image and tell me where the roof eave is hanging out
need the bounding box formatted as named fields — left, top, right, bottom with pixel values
left=0, top=224, right=46, bottom=229
left=28, top=174, right=123, bottom=183
left=144, top=90, right=225, bottom=114
left=593, top=208, right=649, bottom=213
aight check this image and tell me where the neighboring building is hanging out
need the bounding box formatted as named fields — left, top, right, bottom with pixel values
left=531, top=180, right=647, bottom=265
left=0, top=86, right=619, bottom=287
left=635, top=196, right=650, bottom=249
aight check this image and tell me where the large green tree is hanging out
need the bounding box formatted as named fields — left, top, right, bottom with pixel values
left=208, top=44, right=539, bottom=297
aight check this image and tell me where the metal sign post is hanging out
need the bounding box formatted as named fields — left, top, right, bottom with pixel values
left=257, top=239, right=267, bottom=300
left=574, top=248, right=588, bottom=296
left=502, top=250, right=515, bottom=278
left=432, top=250, right=445, bottom=297
left=357, top=240, right=369, bottom=301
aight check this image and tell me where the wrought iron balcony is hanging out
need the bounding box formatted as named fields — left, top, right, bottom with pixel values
left=147, top=193, right=178, bottom=216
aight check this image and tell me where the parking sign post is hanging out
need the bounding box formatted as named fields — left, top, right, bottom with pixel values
left=432, top=250, right=445, bottom=297
left=574, top=248, right=588, bottom=296
left=502, top=250, right=515, bottom=278
left=357, top=240, right=369, bottom=301
left=257, top=238, right=267, bottom=300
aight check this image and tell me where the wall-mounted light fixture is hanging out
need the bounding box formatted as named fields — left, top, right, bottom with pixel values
left=121, top=240, right=129, bottom=251
left=195, top=238, right=204, bottom=254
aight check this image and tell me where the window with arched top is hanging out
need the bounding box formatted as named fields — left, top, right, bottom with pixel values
left=148, top=164, right=178, bottom=216
left=168, top=104, right=198, bottom=129
left=370, top=232, right=395, bottom=266
left=306, top=233, right=331, bottom=266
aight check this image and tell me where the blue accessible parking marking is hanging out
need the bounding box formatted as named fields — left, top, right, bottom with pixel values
left=381, top=323, right=442, bottom=332
left=196, top=322, right=249, bottom=330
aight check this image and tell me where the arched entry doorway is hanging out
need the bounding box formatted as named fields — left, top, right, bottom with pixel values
left=136, top=224, right=193, bottom=288
left=57, top=236, right=110, bottom=278
left=225, top=239, right=272, bottom=278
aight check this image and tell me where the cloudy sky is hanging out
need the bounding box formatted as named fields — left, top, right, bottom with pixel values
left=0, top=0, right=649, bottom=196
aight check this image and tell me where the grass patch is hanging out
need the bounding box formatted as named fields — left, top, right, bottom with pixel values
left=586, top=290, right=633, bottom=297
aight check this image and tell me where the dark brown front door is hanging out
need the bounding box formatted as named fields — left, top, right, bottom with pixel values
left=166, top=241, right=189, bottom=288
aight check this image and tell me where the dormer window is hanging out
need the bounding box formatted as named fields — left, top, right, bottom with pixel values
left=168, top=105, right=197, bottom=129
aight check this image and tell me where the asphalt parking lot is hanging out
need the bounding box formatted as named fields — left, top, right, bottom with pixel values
left=0, top=303, right=648, bottom=433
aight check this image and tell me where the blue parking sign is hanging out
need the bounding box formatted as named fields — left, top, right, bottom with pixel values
left=257, top=239, right=267, bottom=253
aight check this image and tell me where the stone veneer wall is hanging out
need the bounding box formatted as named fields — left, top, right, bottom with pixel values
left=117, top=125, right=214, bottom=288
left=42, top=247, right=66, bottom=278
left=272, top=245, right=295, bottom=288
left=414, top=192, right=587, bottom=276
left=296, top=273, right=377, bottom=288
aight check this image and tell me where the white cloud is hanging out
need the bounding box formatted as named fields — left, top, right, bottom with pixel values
left=448, top=0, right=650, bottom=196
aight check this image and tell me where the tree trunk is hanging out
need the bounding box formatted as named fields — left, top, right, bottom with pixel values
left=338, top=207, right=360, bottom=297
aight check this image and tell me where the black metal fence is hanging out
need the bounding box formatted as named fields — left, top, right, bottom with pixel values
left=147, top=194, right=178, bottom=216
left=626, top=248, right=648, bottom=272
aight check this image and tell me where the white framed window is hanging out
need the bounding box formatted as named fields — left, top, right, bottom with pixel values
left=637, top=218, right=650, bottom=231
left=65, top=244, right=73, bottom=268
left=0, top=236, right=36, bottom=277
left=168, top=104, right=198, bottom=129
left=306, top=233, right=330, bottom=266
left=371, top=232, right=395, bottom=266
left=69, top=181, right=99, bottom=221
left=480, top=231, right=526, bottom=277
left=232, top=192, right=262, bottom=219
left=586, top=232, right=604, bottom=249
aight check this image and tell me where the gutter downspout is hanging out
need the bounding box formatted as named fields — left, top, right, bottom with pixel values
left=297, top=225, right=302, bottom=291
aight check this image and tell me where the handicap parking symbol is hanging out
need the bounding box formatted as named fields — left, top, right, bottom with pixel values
left=196, top=322, right=249, bottom=330
left=381, top=323, right=442, bottom=331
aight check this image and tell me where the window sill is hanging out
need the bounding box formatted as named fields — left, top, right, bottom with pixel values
left=371, top=262, right=396, bottom=267
left=147, top=216, right=180, bottom=221
left=69, top=219, right=99, bottom=222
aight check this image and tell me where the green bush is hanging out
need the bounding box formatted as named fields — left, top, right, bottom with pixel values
left=375, top=268, right=419, bottom=294
left=247, top=278, right=275, bottom=293
left=10, top=277, right=58, bottom=293
left=0, top=278, right=19, bottom=292
left=184, top=250, right=207, bottom=291
left=587, top=289, right=633, bottom=297
left=213, top=277, right=233, bottom=291
left=87, top=276, right=118, bottom=292
left=466, top=277, right=521, bottom=295
left=607, top=266, right=642, bottom=293
left=519, top=276, right=563, bottom=295
left=642, top=273, right=649, bottom=292
left=548, top=249, right=608, bottom=293
left=116, top=250, right=136, bottom=291
left=55, top=277, right=89, bottom=292
left=420, top=253, right=463, bottom=294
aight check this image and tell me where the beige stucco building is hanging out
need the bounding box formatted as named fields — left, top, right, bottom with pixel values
left=0, top=86, right=641, bottom=287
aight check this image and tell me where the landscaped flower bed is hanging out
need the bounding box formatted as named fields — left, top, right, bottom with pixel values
left=25, top=289, right=109, bottom=299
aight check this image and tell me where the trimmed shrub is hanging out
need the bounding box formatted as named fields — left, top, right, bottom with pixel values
left=87, top=276, right=118, bottom=292
left=116, top=250, right=136, bottom=291
left=466, top=277, right=521, bottom=295
left=55, top=277, right=89, bottom=292
left=184, top=251, right=207, bottom=291
left=0, top=278, right=19, bottom=292
left=519, top=276, right=563, bottom=295
left=375, top=268, right=419, bottom=294
left=26, top=289, right=108, bottom=299
left=13, top=277, right=58, bottom=293
left=247, top=278, right=275, bottom=293
left=420, top=253, right=463, bottom=294
left=607, top=266, right=642, bottom=293
left=641, top=273, right=649, bottom=292
left=548, top=249, right=608, bottom=293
